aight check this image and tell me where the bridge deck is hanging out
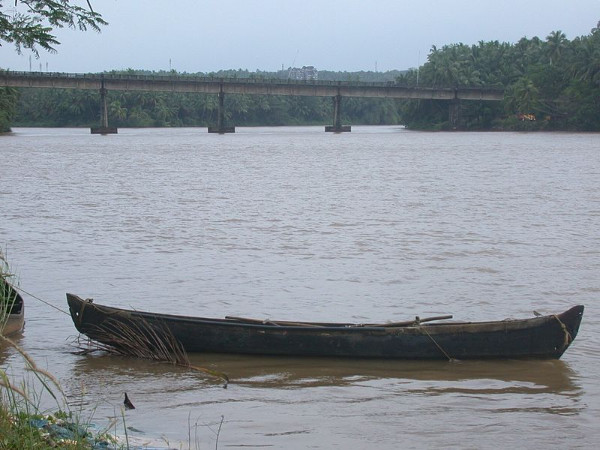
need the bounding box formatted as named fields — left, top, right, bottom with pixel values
left=1, top=71, right=504, bottom=101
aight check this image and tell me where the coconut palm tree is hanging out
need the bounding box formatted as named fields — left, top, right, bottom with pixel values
left=546, top=30, right=568, bottom=66
left=504, top=77, right=539, bottom=114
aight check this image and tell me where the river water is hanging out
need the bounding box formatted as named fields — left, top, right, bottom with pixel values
left=1, top=126, right=599, bottom=448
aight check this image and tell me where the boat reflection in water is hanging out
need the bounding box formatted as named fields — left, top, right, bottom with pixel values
left=63, top=352, right=583, bottom=447
left=68, top=350, right=580, bottom=395
left=198, top=354, right=579, bottom=391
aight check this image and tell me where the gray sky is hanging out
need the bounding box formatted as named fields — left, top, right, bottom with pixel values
left=1, top=0, right=599, bottom=73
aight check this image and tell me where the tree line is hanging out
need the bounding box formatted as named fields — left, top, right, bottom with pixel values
left=398, top=24, right=600, bottom=130
left=7, top=71, right=403, bottom=129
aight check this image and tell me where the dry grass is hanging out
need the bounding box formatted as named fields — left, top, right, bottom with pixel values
left=76, top=315, right=229, bottom=387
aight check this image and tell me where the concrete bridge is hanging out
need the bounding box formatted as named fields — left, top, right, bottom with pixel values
left=1, top=71, right=504, bottom=133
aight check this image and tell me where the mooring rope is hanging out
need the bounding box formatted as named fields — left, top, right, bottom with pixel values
left=13, top=285, right=70, bottom=316
left=419, top=325, right=454, bottom=361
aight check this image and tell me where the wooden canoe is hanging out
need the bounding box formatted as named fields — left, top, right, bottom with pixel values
left=66, top=293, right=583, bottom=360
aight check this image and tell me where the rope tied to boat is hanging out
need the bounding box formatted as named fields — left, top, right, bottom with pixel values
left=13, top=285, right=70, bottom=316
left=551, top=314, right=572, bottom=351
left=417, top=319, right=455, bottom=362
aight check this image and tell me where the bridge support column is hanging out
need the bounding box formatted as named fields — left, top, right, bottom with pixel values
left=325, top=94, right=351, bottom=132
left=208, top=89, right=235, bottom=134
left=91, top=78, right=117, bottom=134
left=449, top=99, right=461, bottom=130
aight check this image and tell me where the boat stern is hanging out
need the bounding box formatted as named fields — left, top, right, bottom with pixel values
left=557, top=305, right=584, bottom=343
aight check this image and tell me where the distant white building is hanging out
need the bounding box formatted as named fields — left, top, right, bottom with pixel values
left=288, top=66, right=318, bottom=81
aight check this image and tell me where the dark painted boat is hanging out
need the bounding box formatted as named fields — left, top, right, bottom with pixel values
left=66, top=293, right=583, bottom=360
left=1, top=280, right=25, bottom=337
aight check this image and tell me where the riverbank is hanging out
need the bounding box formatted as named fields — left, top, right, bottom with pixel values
left=0, top=341, right=180, bottom=450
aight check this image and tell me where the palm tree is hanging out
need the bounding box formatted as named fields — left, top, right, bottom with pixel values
left=546, top=30, right=568, bottom=65
left=572, top=32, right=600, bottom=85
left=504, top=77, right=539, bottom=114
left=0, top=87, right=18, bottom=132
left=109, top=100, right=128, bottom=123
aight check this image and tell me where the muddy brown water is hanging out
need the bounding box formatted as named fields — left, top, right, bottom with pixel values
left=1, top=126, right=598, bottom=448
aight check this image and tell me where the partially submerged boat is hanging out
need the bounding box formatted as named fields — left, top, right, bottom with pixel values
left=66, top=293, right=583, bottom=360
left=1, top=281, right=25, bottom=337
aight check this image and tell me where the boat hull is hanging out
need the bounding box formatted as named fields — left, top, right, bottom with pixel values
left=2, top=311, right=25, bottom=336
left=66, top=294, right=583, bottom=360
left=1, top=283, right=25, bottom=337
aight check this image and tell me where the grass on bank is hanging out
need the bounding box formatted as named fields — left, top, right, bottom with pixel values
left=0, top=332, right=123, bottom=449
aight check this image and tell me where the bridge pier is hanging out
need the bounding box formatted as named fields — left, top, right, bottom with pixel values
left=91, top=77, right=117, bottom=134
left=449, top=98, right=461, bottom=130
left=325, top=94, right=351, bottom=132
left=208, top=89, right=235, bottom=134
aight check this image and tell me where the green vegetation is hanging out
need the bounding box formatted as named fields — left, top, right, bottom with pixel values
left=0, top=334, right=122, bottom=449
left=1, top=1, right=106, bottom=132
left=399, top=24, right=600, bottom=130
left=19, top=90, right=399, bottom=128
left=0, top=404, right=119, bottom=449
left=0, top=86, right=18, bottom=132
left=0, top=1, right=106, bottom=56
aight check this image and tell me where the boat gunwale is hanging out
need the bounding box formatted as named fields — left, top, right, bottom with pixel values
left=66, top=293, right=580, bottom=334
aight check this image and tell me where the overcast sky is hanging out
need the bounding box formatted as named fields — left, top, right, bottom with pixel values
left=1, top=0, right=599, bottom=73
